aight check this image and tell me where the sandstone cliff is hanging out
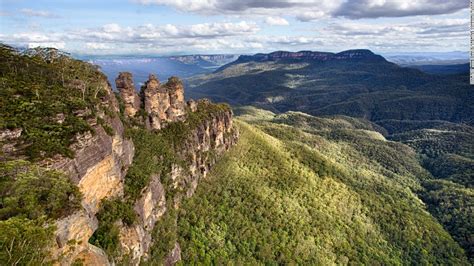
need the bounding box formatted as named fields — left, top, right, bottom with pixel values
left=116, top=72, right=141, bottom=118
left=49, top=72, right=238, bottom=265
left=118, top=99, right=238, bottom=264
left=45, top=77, right=135, bottom=265
left=141, top=74, right=186, bottom=130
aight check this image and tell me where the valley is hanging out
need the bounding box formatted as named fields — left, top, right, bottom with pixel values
left=0, top=45, right=472, bottom=265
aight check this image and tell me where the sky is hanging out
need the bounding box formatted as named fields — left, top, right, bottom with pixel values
left=0, top=0, right=469, bottom=55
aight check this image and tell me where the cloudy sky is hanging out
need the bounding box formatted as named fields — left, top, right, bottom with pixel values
left=0, top=0, right=469, bottom=55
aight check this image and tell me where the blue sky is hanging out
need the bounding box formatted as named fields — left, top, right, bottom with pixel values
left=0, top=0, right=469, bottom=55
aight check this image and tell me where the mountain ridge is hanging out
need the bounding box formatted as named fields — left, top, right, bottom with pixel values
left=188, top=49, right=473, bottom=126
left=220, top=49, right=386, bottom=71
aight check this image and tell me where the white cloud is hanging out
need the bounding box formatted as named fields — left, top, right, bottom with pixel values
left=1, top=16, right=468, bottom=55
left=28, top=42, right=65, bottom=49
left=334, top=0, right=468, bottom=19
left=296, top=11, right=326, bottom=22
left=20, top=8, right=60, bottom=18
left=86, top=42, right=111, bottom=50
left=325, top=18, right=468, bottom=37
left=264, top=17, right=289, bottom=26
left=133, top=0, right=339, bottom=20
left=72, top=21, right=259, bottom=42
left=132, top=0, right=468, bottom=20
left=102, top=24, right=122, bottom=33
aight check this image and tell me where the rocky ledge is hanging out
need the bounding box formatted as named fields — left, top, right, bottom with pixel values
left=50, top=72, right=238, bottom=265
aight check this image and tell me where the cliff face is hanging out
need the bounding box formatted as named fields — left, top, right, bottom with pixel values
left=142, top=75, right=186, bottom=130
left=46, top=78, right=135, bottom=265
left=50, top=72, right=237, bottom=265
left=236, top=49, right=386, bottom=63
left=116, top=72, right=141, bottom=117
left=119, top=101, right=238, bottom=264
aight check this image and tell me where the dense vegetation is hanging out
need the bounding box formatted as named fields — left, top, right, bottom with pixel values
left=90, top=100, right=232, bottom=260
left=89, top=198, right=137, bottom=257
left=188, top=51, right=473, bottom=125
left=0, top=44, right=111, bottom=160
left=0, top=45, right=121, bottom=264
left=177, top=107, right=469, bottom=264
left=187, top=51, right=473, bottom=262
left=387, top=121, right=474, bottom=259
left=1, top=43, right=471, bottom=264
left=0, top=160, right=82, bottom=264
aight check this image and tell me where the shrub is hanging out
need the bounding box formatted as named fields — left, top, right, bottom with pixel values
left=0, top=217, right=54, bottom=265
left=0, top=160, right=81, bottom=220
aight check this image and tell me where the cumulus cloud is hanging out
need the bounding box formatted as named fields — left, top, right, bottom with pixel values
left=133, top=0, right=338, bottom=20
left=264, top=17, right=289, bottom=26
left=325, top=18, right=469, bottom=37
left=20, top=8, right=60, bottom=18
left=28, top=42, right=65, bottom=49
left=102, top=23, right=122, bottom=33
left=334, top=0, right=468, bottom=19
left=296, top=11, right=326, bottom=22
left=1, top=15, right=468, bottom=55
left=72, top=21, right=259, bottom=43
left=86, top=42, right=112, bottom=50
left=133, top=0, right=468, bottom=20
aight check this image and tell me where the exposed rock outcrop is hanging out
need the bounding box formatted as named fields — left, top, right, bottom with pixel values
left=47, top=78, right=135, bottom=265
left=142, top=74, right=187, bottom=130
left=165, top=77, right=186, bottom=122
left=165, top=243, right=182, bottom=265
left=117, top=72, right=141, bottom=118
left=47, top=71, right=237, bottom=266
left=177, top=101, right=237, bottom=198
left=116, top=99, right=238, bottom=264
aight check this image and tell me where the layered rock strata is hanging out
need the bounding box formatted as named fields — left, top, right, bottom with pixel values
left=47, top=72, right=237, bottom=265
left=116, top=72, right=141, bottom=117
left=117, top=99, right=238, bottom=264
left=142, top=75, right=186, bottom=130
left=48, top=78, right=135, bottom=265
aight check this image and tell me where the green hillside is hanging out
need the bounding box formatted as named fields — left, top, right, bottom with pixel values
left=187, top=51, right=473, bottom=125
left=176, top=107, right=470, bottom=264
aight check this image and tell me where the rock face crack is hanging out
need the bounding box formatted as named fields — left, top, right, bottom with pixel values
left=118, top=72, right=187, bottom=130
left=50, top=72, right=238, bottom=266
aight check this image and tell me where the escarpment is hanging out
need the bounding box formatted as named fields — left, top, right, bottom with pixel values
left=0, top=46, right=237, bottom=266
left=56, top=72, right=237, bottom=265
left=48, top=73, right=135, bottom=265
left=104, top=73, right=238, bottom=265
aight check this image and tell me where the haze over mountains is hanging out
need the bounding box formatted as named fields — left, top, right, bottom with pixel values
left=1, top=44, right=473, bottom=265
left=183, top=48, right=473, bottom=261
left=86, top=50, right=468, bottom=88
left=187, top=49, right=473, bottom=123
left=87, top=54, right=238, bottom=88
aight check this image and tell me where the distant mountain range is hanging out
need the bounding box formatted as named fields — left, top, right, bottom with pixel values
left=188, top=49, right=472, bottom=124
left=84, top=51, right=467, bottom=87
left=87, top=54, right=238, bottom=88
left=409, top=63, right=469, bottom=75
left=383, top=51, right=468, bottom=66
left=185, top=49, right=473, bottom=260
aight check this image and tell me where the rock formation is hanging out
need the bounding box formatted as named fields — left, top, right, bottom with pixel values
left=141, top=74, right=187, bottom=130
left=236, top=49, right=386, bottom=63
left=164, top=77, right=186, bottom=122
left=47, top=72, right=237, bottom=265
left=46, top=77, right=135, bottom=265
left=116, top=72, right=141, bottom=117
left=117, top=99, right=238, bottom=264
